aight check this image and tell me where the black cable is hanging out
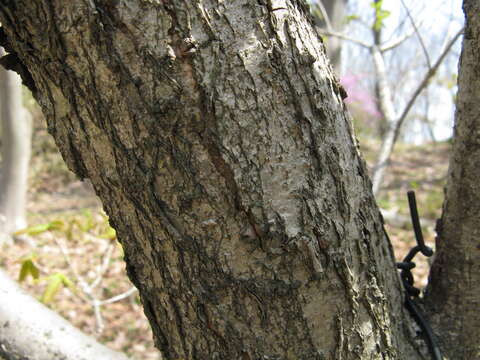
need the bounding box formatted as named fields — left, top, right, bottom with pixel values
left=395, top=191, right=442, bottom=360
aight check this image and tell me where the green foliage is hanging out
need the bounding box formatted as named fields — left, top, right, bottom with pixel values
left=78, top=209, right=95, bottom=232
left=18, top=256, right=40, bottom=282
left=409, top=180, right=420, bottom=189
left=345, top=14, right=360, bottom=24
left=14, top=211, right=117, bottom=305
left=14, top=220, right=64, bottom=236
left=100, top=226, right=117, bottom=241
left=41, top=272, right=77, bottom=304
left=371, top=1, right=391, bottom=31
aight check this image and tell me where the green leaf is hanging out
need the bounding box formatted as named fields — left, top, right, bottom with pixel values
left=14, top=220, right=64, bottom=236
left=100, top=226, right=117, bottom=241
left=18, top=261, right=30, bottom=283
left=409, top=181, right=420, bottom=189
left=61, top=275, right=78, bottom=295
left=41, top=273, right=77, bottom=303
left=345, top=14, right=360, bottom=24
left=79, top=209, right=94, bottom=232
left=41, top=273, right=64, bottom=304
left=370, top=1, right=391, bottom=31
left=30, top=262, right=40, bottom=280
left=18, top=259, right=40, bottom=283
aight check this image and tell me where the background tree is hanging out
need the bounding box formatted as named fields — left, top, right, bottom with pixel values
left=0, top=47, right=32, bottom=243
left=320, top=0, right=463, bottom=195
left=0, top=1, right=474, bottom=359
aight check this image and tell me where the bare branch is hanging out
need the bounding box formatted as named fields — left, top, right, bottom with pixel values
left=393, top=27, right=464, bottom=144
left=53, top=237, right=90, bottom=302
left=92, top=298, right=105, bottom=335
left=380, top=17, right=427, bottom=52
left=372, top=27, right=463, bottom=194
left=400, top=0, right=431, bottom=68
left=90, top=240, right=114, bottom=290
left=319, top=30, right=371, bottom=49
left=312, top=1, right=333, bottom=32
left=100, top=287, right=138, bottom=306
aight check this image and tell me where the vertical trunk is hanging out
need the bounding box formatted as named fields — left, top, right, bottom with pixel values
left=370, top=44, right=397, bottom=196
left=0, top=1, right=423, bottom=359
left=425, top=0, right=480, bottom=358
left=0, top=48, right=32, bottom=241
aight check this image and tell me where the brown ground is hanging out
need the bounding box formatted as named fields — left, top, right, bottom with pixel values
left=0, top=106, right=451, bottom=359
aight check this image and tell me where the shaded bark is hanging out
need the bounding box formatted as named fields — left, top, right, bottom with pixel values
left=424, top=0, right=480, bottom=358
left=0, top=1, right=423, bottom=359
left=0, top=270, right=130, bottom=360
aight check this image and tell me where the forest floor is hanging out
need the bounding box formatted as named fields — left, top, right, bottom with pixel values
left=0, top=108, right=451, bottom=360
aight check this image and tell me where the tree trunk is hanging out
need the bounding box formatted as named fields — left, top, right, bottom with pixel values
left=0, top=48, right=32, bottom=242
left=424, top=0, right=480, bottom=358
left=0, top=1, right=425, bottom=359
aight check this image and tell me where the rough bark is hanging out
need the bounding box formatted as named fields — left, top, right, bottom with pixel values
left=424, top=0, right=480, bottom=358
left=0, top=48, right=32, bottom=242
left=0, top=270, right=130, bottom=360
left=0, top=1, right=423, bottom=359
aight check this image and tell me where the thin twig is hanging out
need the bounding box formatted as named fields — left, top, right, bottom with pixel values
left=53, top=237, right=90, bottom=301
left=54, top=235, right=119, bottom=335
left=319, top=30, right=371, bottom=49
left=92, top=298, right=105, bottom=335
left=90, top=241, right=114, bottom=290
left=380, top=17, right=426, bottom=52
left=100, top=287, right=138, bottom=306
left=400, top=0, right=431, bottom=68
left=371, top=27, right=463, bottom=194
left=312, top=1, right=333, bottom=32
left=393, top=27, right=464, bottom=144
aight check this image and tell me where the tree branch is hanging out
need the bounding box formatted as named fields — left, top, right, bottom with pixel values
left=393, top=27, right=464, bottom=144
left=400, top=0, right=431, bottom=68
left=320, top=30, right=371, bottom=49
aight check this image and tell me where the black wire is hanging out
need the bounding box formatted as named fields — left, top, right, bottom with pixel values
left=407, top=191, right=433, bottom=256
left=395, top=191, right=442, bottom=360
left=405, top=297, right=442, bottom=360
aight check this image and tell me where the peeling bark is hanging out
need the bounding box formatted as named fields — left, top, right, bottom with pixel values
left=0, top=1, right=423, bottom=359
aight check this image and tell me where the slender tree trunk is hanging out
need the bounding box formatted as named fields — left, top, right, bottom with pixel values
left=424, top=1, right=480, bottom=358
left=0, top=48, right=32, bottom=242
left=370, top=44, right=397, bottom=196
left=0, top=1, right=425, bottom=359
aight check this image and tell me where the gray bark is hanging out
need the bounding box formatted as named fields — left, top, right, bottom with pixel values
left=0, top=269, right=130, bottom=360
left=0, top=1, right=424, bottom=359
left=0, top=48, right=32, bottom=242
left=424, top=0, right=480, bottom=358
